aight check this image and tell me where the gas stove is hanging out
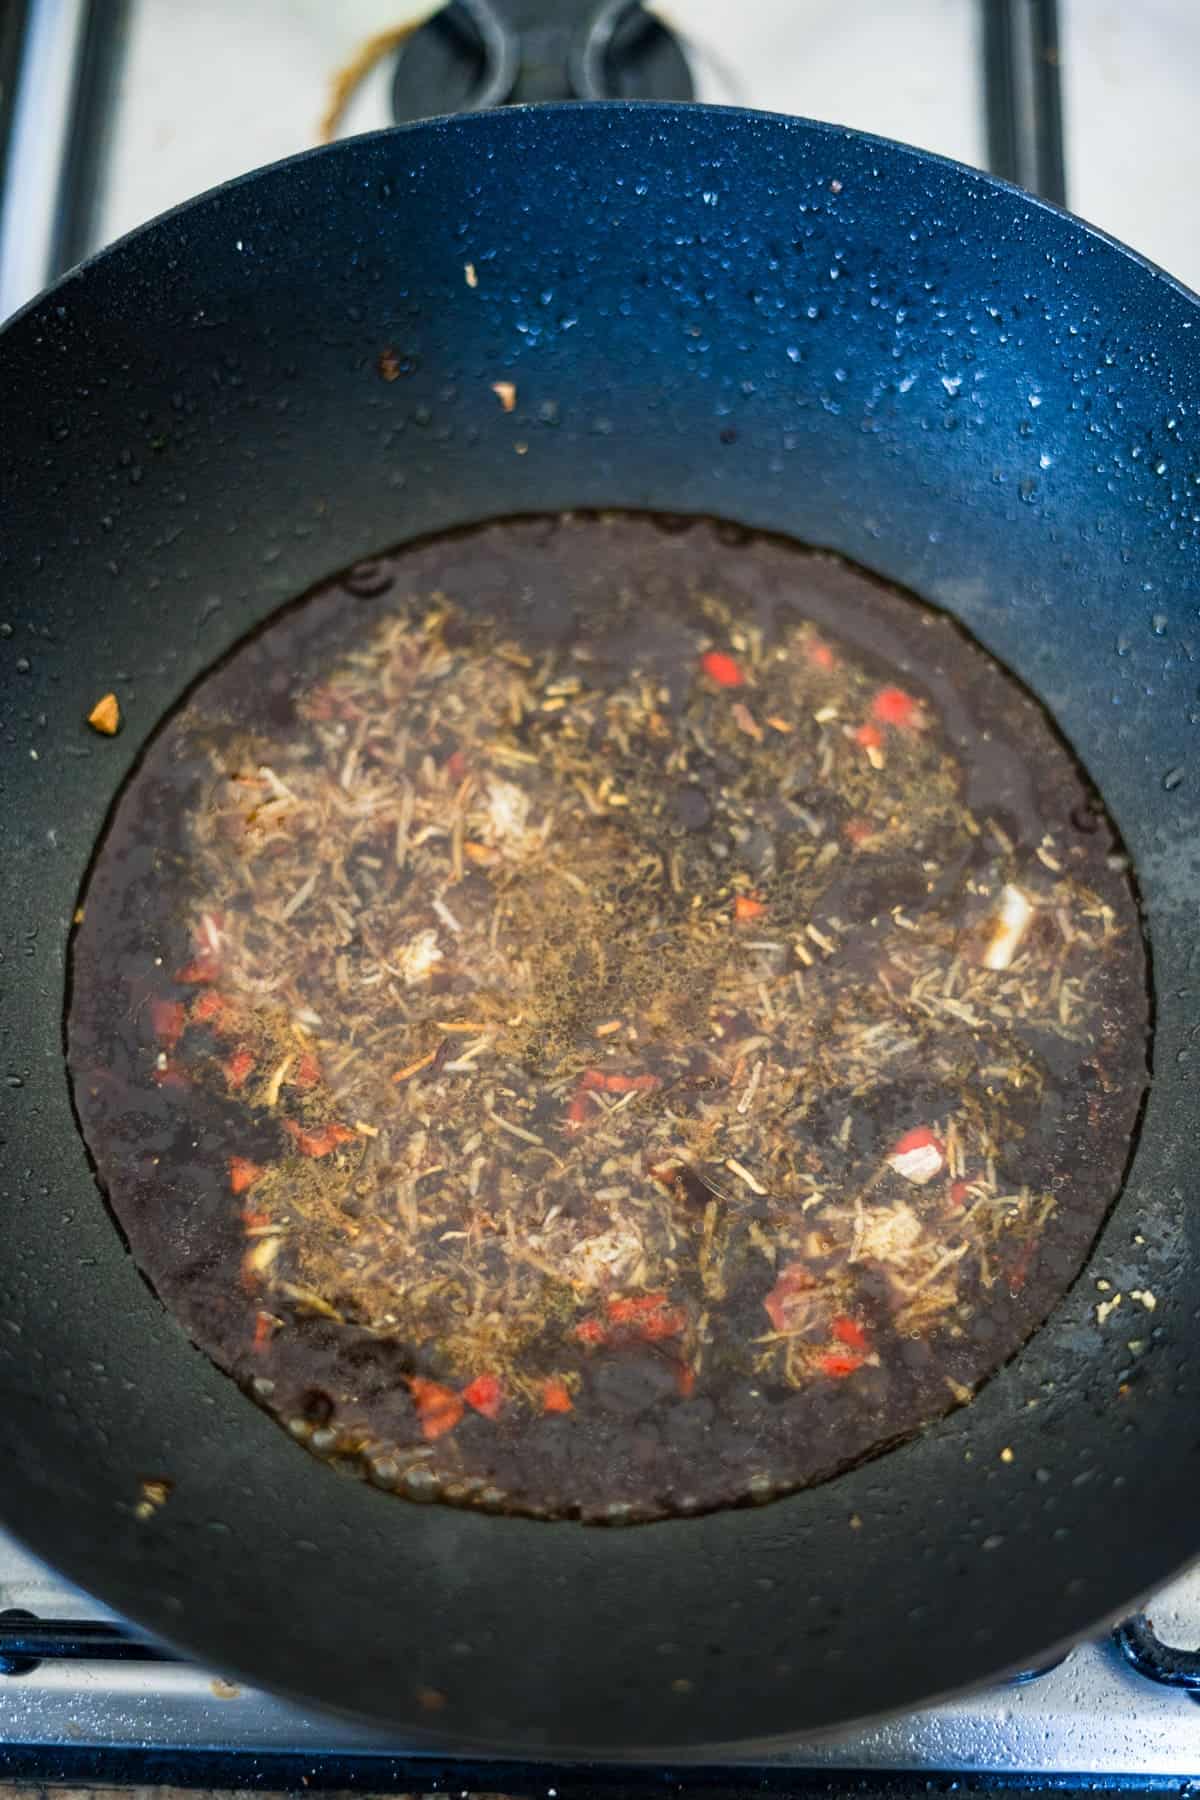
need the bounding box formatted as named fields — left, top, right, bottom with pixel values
left=2, top=0, right=1200, bottom=1787
left=1, top=1532, right=1200, bottom=1786
left=3, top=0, right=1200, bottom=321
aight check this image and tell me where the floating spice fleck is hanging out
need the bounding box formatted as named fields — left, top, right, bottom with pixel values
left=981, top=883, right=1035, bottom=971
left=67, top=513, right=1149, bottom=1523
left=87, top=692, right=121, bottom=736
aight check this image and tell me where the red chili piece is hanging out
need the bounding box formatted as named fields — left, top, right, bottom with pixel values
left=701, top=650, right=745, bottom=689
left=871, top=685, right=922, bottom=729
left=252, top=1310, right=276, bottom=1353
left=831, top=1314, right=869, bottom=1350
left=294, top=1051, right=322, bottom=1089
left=541, top=1379, right=573, bottom=1414
left=229, top=1156, right=265, bottom=1195
left=191, top=989, right=236, bottom=1030
left=892, top=1125, right=943, bottom=1155
left=805, top=638, right=837, bottom=671
left=597, top=1072, right=659, bottom=1094
left=763, top=1261, right=816, bottom=1332
left=574, top=1293, right=687, bottom=1349
left=854, top=722, right=884, bottom=752
left=605, top=1292, right=687, bottom=1340
left=820, top=1352, right=865, bottom=1379
left=407, top=1377, right=464, bottom=1440
left=462, top=1373, right=504, bottom=1419
left=733, top=894, right=767, bottom=921
left=566, top=1068, right=658, bottom=1131
left=284, top=1120, right=357, bottom=1158
left=224, top=1048, right=256, bottom=1089
left=565, top=1090, right=594, bottom=1132
left=176, top=955, right=219, bottom=984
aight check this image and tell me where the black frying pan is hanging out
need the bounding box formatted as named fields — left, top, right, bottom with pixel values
left=1, top=103, right=1197, bottom=1754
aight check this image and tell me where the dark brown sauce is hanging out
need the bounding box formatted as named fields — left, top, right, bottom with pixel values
left=67, top=514, right=1149, bottom=1522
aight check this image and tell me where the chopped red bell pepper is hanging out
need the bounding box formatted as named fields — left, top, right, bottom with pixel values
left=701, top=650, right=745, bottom=689
left=542, top=1379, right=574, bottom=1414
left=854, top=722, right=885, bottom=752
left=733, top=894, right=767, bottom=921
left=805, top=637, right=837, bottom=671
left=820, top=1352, right=865, bottom=1378
left=294, top=1051, right=322, bottom=1089
left=407, top=1376, right=464, bottom=1440
left=573, top=1317, right=609, bottom=1347
left=462, top=1373, right=504, bottom=1419
left=832, top=1314, right=869, bottom=1350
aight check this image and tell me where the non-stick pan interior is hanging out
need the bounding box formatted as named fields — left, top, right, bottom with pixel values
left=0, top=104, right=1197, bottom=1752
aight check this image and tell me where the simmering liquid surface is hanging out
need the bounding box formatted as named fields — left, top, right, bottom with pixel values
left=68, top=514, right=1149, bottom=1520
